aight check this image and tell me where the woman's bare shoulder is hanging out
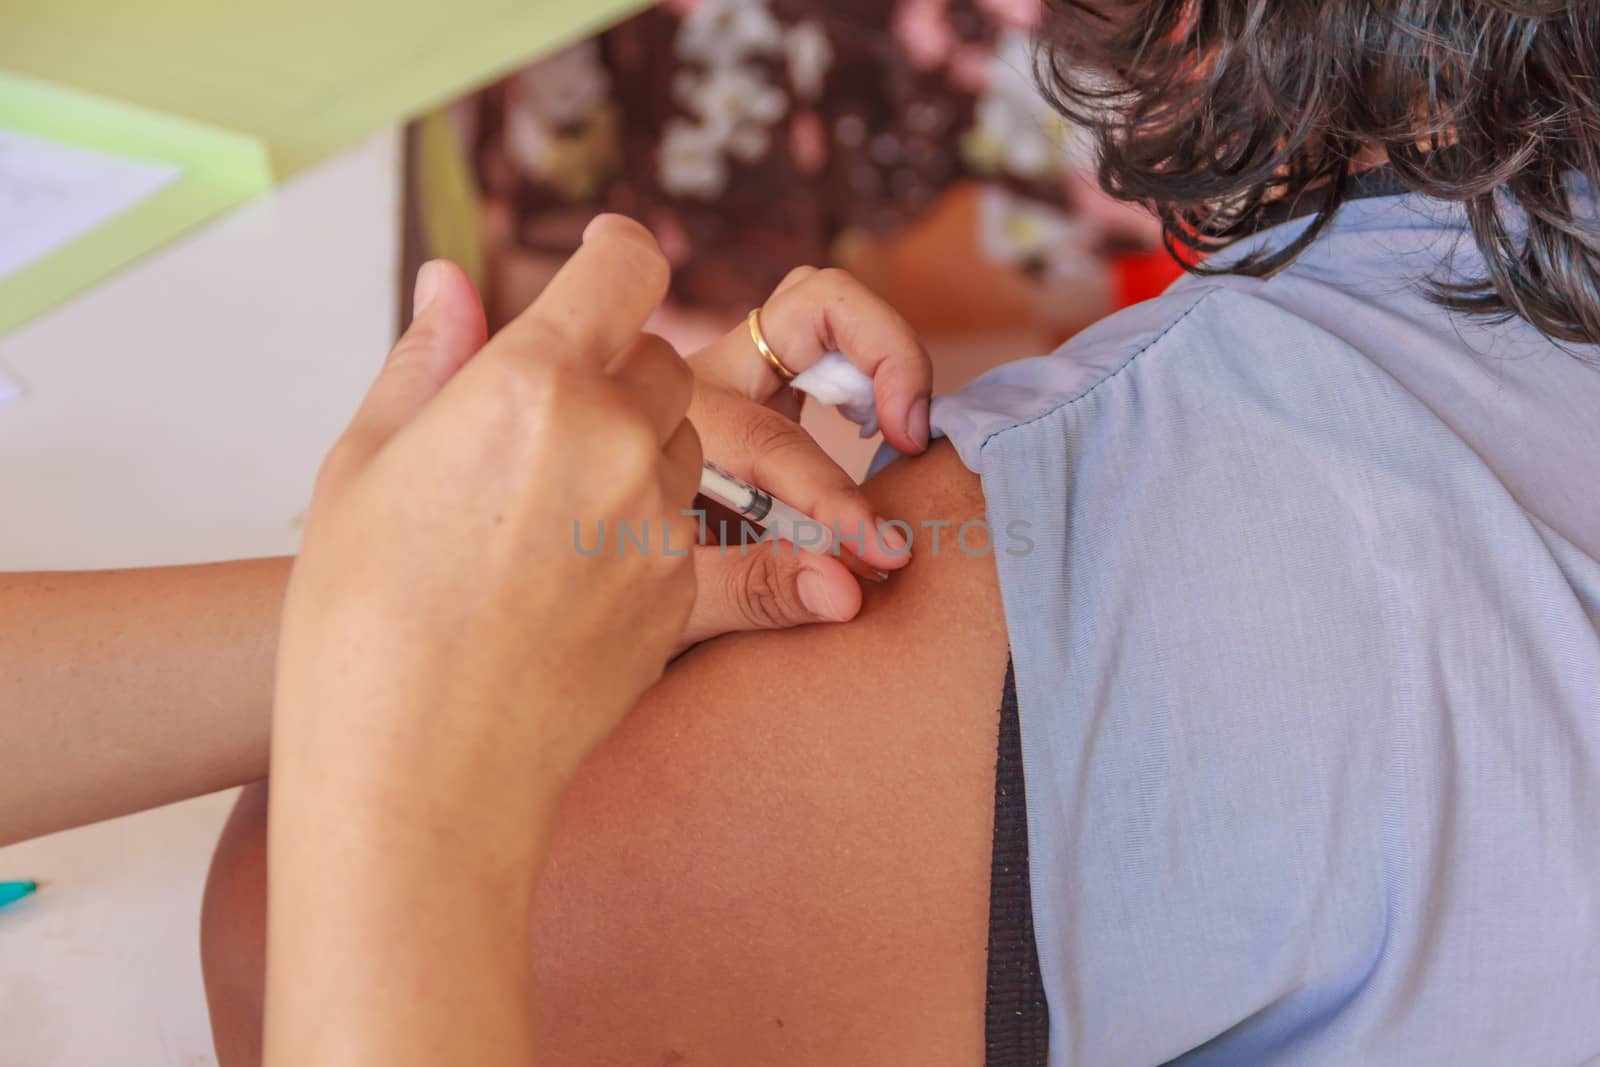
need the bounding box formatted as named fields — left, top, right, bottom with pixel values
left=526, top=439, right=1010, bottom=1064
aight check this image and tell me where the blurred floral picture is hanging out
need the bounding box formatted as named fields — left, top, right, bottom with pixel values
left=446, top=0, right=1178, bottom=396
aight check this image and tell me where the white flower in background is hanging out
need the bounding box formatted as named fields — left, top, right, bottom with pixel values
left=988, top=28, right=1047, bottom=111
left=961, top=94, right=1060, bottom=179
left=967, top=93, right=1059, bottom=178
left=503, top=104, right=556, bottom=176
left=659, top=118, right=730, bottom=199
left=674, top=63, right=789, bottom=133
left=784, top=21, right=834, bottom=103
left=725, top=122, right=772, bottom=163
left=676, top=0, right=784, bottom=66
left=962, top=28, right=1077, bottom=180
left=977, top=186, right=1097, bottom=280
left=995, top=27, right=1108, bottom=173
left=510, top=40, right=611, bottom=129
left=673, top=63, right=788, bottom=160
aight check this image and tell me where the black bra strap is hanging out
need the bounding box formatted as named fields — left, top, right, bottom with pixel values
left=985, top=660, right=1050, bottom=1065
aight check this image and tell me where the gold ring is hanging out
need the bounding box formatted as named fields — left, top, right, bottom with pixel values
left=747, top=308, right=799, bottom=383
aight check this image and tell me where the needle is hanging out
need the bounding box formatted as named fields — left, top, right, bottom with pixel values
left=697, top=462, right=890, bottom=583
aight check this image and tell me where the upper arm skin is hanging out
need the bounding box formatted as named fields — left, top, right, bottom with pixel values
left=203, top=441, right=1011, bottom=1067
left=526, top=441, right=1009, bottom=1065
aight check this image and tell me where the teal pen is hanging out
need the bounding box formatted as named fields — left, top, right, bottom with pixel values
left=0, top=881, right=38, bottom=910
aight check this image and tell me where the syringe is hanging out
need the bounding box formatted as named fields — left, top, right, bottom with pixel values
left=697, top=462, right=889, bottom=583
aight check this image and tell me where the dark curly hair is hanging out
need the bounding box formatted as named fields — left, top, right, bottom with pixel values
left=1038, top=1, right=1600, bottom=345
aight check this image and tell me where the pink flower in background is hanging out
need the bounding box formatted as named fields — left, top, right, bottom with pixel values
left=893, top=0, right=957, bottom=71
left=976, top=0, right=1042, bottom=30
left=649, top=210, right=694, bottom=266
left=949, top=44, right=995, bottom=93
left=662, top=0, right=701, bottom=14
left=790, top=110, right=828, bottom=174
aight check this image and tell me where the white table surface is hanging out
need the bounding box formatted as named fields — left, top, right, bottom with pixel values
left=0, top=129, right=400, bottom=1066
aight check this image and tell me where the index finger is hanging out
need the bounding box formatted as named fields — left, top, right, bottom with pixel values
left=495, top=214, right=672, bottom=368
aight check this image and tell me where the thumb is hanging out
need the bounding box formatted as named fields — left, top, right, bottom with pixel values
left=344, top=260, right=489, bottom=457
left=679, top=544, right=863, bottom=651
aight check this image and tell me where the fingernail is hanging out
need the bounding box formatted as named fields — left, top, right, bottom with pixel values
left=798, top=570, right=849, bottom=621
left=876, top=518, right=911, bottom=557
left=907, top=397, right=931, bottom=451
left=412, top=261, right=442, bottom=321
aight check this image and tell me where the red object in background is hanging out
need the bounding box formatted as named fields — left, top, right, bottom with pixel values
left=1111, top=247, right=1188, bottom=308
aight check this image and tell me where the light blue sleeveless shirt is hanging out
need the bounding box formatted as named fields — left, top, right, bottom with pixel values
left=928, top=190, right=1600, bottom=1064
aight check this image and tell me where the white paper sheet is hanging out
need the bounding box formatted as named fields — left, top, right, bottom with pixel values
left=0, top=128, right=181, bottom=282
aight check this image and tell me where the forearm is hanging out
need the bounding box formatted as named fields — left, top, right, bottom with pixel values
left=264, top=702, right=558, bottom=1067
left=0, top=558, right=288, bottom=845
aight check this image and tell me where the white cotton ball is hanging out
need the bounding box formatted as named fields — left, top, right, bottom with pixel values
left=790, top=352, right=880, bottom=438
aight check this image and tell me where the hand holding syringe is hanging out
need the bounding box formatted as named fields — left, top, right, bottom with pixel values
left=698, top=459, right=889, bottom=584
left=668, top=266, right=932, bottom=650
